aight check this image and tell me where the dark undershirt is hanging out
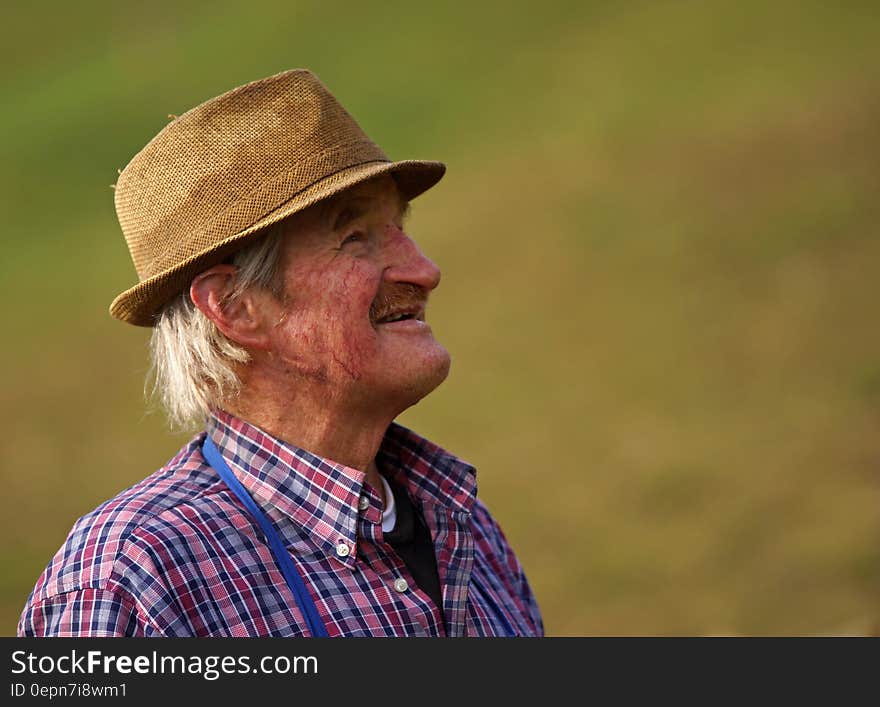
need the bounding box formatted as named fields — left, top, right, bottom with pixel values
left=381, top=478, right=445, bottom=623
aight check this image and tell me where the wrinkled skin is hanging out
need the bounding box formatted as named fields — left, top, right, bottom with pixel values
left=259, top=175, right=451, bottom=412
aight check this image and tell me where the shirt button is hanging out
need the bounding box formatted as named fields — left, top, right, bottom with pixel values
left=358, top=495, right=370, bottom=512
left=393, top=577, right=409, bottom=593
left=335, top=542, right=350, bottom=558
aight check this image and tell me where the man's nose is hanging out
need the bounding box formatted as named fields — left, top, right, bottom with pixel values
left=383, top=226, right=441, bottom=291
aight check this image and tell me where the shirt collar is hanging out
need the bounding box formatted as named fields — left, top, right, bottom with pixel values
left=205, top=411, right=477, bottom=557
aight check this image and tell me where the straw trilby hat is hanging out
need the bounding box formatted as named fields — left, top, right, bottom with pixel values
left=110, top=69, right=445, bottom=326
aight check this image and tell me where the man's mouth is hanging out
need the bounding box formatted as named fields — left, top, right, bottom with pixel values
left=374, top=306, right=425, bottom=325
left=369, top=284, right=429, bottom=327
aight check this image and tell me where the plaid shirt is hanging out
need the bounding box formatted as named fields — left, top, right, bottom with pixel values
left=19, top=412, right=543, bottom=637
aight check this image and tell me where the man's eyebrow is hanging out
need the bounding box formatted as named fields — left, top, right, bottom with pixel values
left=332, top=202, right=367, bottom=232
left=331, top=196, right=411, bottom=231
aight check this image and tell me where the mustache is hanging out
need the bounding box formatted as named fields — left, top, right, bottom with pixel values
left=369, top=283, right=428, bottom=323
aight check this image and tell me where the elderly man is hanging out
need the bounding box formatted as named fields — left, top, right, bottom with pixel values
left=19, top=69, right=542, bottom=637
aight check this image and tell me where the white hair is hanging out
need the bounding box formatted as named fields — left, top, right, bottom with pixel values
left=148, top=226, right=285, bottom=431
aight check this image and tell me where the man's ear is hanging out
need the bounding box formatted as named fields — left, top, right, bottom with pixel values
left=189, top=265, right=274, bottom=350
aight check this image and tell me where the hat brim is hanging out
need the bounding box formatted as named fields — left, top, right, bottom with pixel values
left=109, top=159, right=445, bottom=327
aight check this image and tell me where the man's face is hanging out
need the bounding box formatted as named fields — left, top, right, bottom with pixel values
left=257, top=175, right=451, bottom=412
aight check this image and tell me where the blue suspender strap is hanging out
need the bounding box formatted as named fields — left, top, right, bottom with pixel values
left=202, top=436, right=329, bottom=637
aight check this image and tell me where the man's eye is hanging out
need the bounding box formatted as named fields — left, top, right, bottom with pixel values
left=342, top=232, right=365, bottom=246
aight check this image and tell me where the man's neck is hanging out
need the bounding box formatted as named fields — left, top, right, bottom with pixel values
left=220, top=378, right=394, bottom=506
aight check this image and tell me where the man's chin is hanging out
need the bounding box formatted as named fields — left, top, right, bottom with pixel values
left=379, top=349, right=452, bottom=411
left=418, top=349, right=452, bottom=397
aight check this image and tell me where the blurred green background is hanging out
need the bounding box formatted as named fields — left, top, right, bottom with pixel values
left=2, top=0, right=879, bottom=636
